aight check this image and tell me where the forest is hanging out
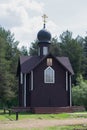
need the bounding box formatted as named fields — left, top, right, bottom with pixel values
left=0, top=26, right=87, bottom=108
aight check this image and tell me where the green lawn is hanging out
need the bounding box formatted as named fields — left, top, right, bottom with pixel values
left=31, top=125, right=87, bottom=130
left=0, top=112, right=69, bottom=121
left=0, top=110, right=87, bottom=130
left=0, top=110, right=87, bottom=121
left=1, top=125, right=87, bottom=130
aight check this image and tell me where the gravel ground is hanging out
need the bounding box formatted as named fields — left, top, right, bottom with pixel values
left=0, top=118, right=87, bottom=129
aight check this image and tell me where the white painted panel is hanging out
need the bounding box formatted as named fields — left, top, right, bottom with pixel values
left=70, top=75, right=72, bottom=107
left=20, top=72, right=23, bottom=84
left=66, top=71, right=68, bottom=91
left=31, top=71, right=33, bottom=91
left=24, top=74, right=26, bottom=107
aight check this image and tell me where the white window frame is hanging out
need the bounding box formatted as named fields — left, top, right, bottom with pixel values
left=44, top=66, right=55, bottom=83
left=43, top=47, right=48, bottom=55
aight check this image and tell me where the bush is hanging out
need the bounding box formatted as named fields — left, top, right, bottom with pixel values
left=0, top=97, right=18, bottom=108
left=72, top=75, right=87, bottom=109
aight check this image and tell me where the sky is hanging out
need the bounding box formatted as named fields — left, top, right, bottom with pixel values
left=0, top=0, right=87, bottom=48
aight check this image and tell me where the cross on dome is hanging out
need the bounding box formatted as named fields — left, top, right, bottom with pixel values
left=42, top=14, right=48, bottom=29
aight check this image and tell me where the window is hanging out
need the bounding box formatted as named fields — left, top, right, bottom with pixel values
left=43, top=47, right=48, bottom=55
left=47, top=58, right=52, bottom=66
left=44, top=66, right=55, bottom=83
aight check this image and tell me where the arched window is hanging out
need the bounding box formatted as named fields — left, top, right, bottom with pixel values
left=44, top=66, right=55, bottom=83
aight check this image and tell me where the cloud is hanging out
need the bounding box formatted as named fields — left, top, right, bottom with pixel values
left=0, top=0, right=45, bottom=48
left=0, top=0, right=87, bottom=49
left=12, top=16, right=43, bottom=47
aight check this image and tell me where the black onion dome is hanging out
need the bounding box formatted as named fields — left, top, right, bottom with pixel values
left=37, top=29, right=51, bottom=43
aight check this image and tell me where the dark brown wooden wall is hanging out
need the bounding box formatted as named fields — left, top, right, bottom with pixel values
left=28, top=56, right=70, bottom=107
left=26, top=73, right=31, bottom=106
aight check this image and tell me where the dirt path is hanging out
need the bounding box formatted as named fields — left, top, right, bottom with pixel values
left=0, top=118, right=87, bottom=129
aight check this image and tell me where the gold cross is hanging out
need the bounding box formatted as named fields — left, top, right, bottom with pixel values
left=42, top=14, right=48, bottom=28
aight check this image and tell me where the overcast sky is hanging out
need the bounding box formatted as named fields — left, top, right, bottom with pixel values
left=0, top=0, right=87, bottom=48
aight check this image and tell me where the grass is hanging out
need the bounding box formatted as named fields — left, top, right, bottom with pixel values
left=32, top=125, right=87, bottom=130
left=0, top=112, right=70, bottom=121
left=0, top=109, right=87, bottom=121
left=0, top=109, right=70, bottom=120
left=5, top=125, right=87, bottom=130
left=0, top=128, right=29, bottom=130
left=1, top=125, right=87, bottom=130
left=19, top=112, right=69, bottom=119
left=0, top=110, right=87, bottom=130
left=69, top=112, right=87, bottom=118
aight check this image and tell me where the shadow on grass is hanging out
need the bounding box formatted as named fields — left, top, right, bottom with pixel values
left=5, top=115, right=15, bottom=121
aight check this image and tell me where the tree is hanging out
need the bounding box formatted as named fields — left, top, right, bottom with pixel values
left=60, top=31, right=83, bottom=82
left=0, top=27, right=20, bottom=107
left=81, top=36, right=87, bottom=79
left=20, top=46, right=28, bottom=56
left=50, top=37, right=61, bottom=56
left=29, top=40, right=38, bottom=56
left=84, top=36, right=87, bottom=57
left=60, top=30, right=72, bottom=44
left=72, top=75, right=87, bottom=109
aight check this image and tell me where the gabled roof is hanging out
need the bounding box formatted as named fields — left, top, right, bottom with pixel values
left=19, top=54, right=74, bottom=75
left=20, top=56, right=41, bottom=73
left=56, top=57, right=74, bottom=75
